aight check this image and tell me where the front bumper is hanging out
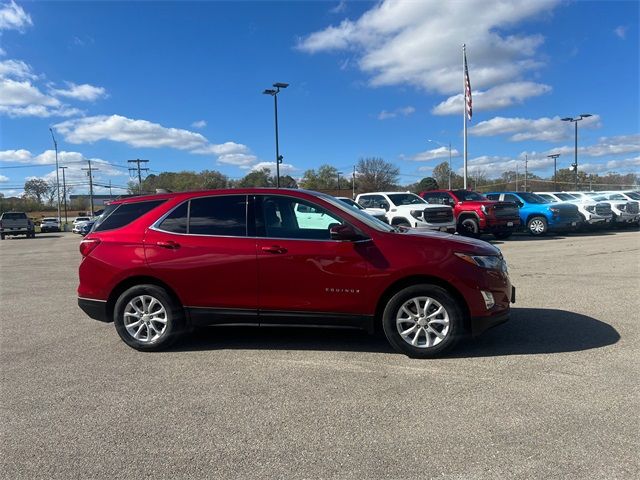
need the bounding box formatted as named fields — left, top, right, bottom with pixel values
left=78, top=297, right=110, bottom=323
left=471, top=310, right=510, bottom=336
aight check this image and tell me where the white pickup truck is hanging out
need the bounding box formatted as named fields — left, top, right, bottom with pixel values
left=356, top=192, right=456, bottom=232
left=0, top=212, right=36, bottom=239
left=535, top=192, right=612, bottom=228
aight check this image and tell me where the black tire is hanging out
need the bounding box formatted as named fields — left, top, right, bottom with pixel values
left=527, top=216, right=547, bottom=236
left=0, top=234, right=4, bottom=240
left=114, top=284, right=185, bottom=351
left=458, top=217, right=480, bottom=237
left=493, top=231, right=512, bottom=240
left=382, top=284, right=464, bottom=358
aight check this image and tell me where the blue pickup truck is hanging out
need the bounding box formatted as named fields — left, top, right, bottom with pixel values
left=485, top=191, right=581, bottom=236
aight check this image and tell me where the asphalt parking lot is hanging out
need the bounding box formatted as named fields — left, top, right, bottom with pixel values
left=1, top=230, right=638, bottom=479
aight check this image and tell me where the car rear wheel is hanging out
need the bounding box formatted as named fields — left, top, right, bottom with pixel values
left=458, top=217, right=480, bottom=237
left=114, top=284, right=185, bottom=351
left=382, top=284, right=463, bottom=358
left=527, top=216, right=547, bottom=236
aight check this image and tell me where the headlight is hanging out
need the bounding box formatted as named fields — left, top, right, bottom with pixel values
left=480, top=205, right=487, bottom=214
left=410, top=209, right=424, bottom=220
left=455, top=252, right=508, bottom=272
left=585, top=205, right=595, bottom=213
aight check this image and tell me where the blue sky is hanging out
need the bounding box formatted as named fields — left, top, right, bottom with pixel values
left=1, top=0, right=638, bottom=196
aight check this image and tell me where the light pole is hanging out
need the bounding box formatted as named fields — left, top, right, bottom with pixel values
left=427, top=139, right=453, bottom=189
left=48, top=128, right=61, bottom=223
left=561, top=114, right=592, bottom=190
left=263, top=82, right=289, bottom=188
left=547, top=153, right=560, bottom=191
left=59, top=166, right=68, bottom=227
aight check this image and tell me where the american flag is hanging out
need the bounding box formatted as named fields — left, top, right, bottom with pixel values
left=464, top=50, right=472, bottom=121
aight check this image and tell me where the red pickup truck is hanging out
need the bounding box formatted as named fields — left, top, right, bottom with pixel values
left=420, top=190, right=520, bottom=239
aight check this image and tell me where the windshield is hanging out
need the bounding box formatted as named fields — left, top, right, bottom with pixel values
left=338, top=198, right=363, bottom=210
left=592, top=196, right=609, bottom=202
left=536, top=194, right=555, bottom=202
left=626, top=192, right=640, bottom=200
left=453, top=190, right=487, bottom=201
left=519, top=192, right=549, bottom=204
left=316, top=193, right=395, bottom=232
left=387, top=193, right=426, bottom=206
left=555, top=193, right=576, bottom=201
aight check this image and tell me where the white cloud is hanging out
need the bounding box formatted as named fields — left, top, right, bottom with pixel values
left=191, top=120, right=207, bottom=129
left=53, top=114, right=259, bottom=169
left=614, top=26, right=627, bottom=39
left=49, top=82, right=107, bottom=101
left=581, top=156, right=640, bottom=174
left=412, top=146, right=461, bottom=161
left=469, top=114, right=601, bottom=142
left=432, top=81, right=551, bottom=115
left=0, top=0, right=32, bottom=32
left=249, top=161, right=298, bottom=175
left=0, top=60, right=100, bottom=117
left=298, top=0, right=559, bottom=112
left=55, top=115, right=209, bottom=150
left=0, top=59, right=36, bottom=79
left=377, top=105, right=415, bottom=120
left=0, top=148, right=34, bottom=162
left=0, top=174, right=8, bottom=182
left=330, top=1, right=347, bottom=14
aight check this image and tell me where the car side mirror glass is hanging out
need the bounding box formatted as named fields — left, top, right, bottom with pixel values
left=379, top=202, right=389, bottom=211
left=330, top=224, right=368, bottom=241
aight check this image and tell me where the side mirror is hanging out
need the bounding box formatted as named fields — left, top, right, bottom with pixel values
left=379, top=202, right=390, bottom=211
left=330, top=224, right=368, bottom=241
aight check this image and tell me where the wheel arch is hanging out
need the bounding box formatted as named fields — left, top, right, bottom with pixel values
left=106, top=275, right=184, bottom=323
left=525, top=213, right=548, bottom=224
left=373, top=275, right=471, bottom=334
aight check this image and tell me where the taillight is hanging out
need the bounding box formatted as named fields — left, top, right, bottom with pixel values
left=79, top=238, right=101, bottom=257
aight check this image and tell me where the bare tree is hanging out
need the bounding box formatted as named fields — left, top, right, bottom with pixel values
left=356, top=157, right=399, bottom=192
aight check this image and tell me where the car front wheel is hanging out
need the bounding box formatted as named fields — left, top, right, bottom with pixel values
left=382, top=284, right=463, bottom=358
left=114, top=284, right=185, bottom=351
left=527, top=216, right=547, bottom=236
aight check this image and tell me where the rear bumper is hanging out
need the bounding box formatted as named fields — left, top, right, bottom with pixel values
left=78, top=297, right=110, bottom=323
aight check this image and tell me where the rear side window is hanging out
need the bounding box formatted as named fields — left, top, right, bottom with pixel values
left=485, top=194, right=500, bottom=201
left=188, top=195, right=247, bottom=236
left=1, top=213, right=27, bottom=220
left=94, top=200, right=165, bottom=232
left=158, top=202, right=189, bottom=234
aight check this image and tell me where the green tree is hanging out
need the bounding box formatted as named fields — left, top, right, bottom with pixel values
left=417, top=177, right=439, bottom=192
left=356, top=157, right=399, bottom=192
left=279, top=175, right=299, bottom=188
left=238, top=168, right=273, bottom=187
left=300, top=164, right=340, bottom=190
left=24, top=178, right=49, bottom=204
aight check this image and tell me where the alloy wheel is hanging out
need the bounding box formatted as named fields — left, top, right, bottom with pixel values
left=123, top=295, right=168, bottom=343
left=395, top=296, right=450, bottom=348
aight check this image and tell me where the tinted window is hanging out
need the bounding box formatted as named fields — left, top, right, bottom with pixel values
left=537, top=194, right=555, bottom=202
left=503, top=194, right=521, bottom=204
left=358, top=195, right=383, bottom=208
left=189, top=195, right=247, bottom=236
left=94, top=200, right=165, bottom=232
left=387, top=193, right=426, bottom=206
left=158, top=202, right=188, bottom=234
left=453, top=190, right=486, bottom=201
left=422, top=192, right=452, bottom=206
left=555, top=193, right=576, bottom=201
left=485, top=194, right=500, bottom=201
left=258, top=195, right=343, bottom=240
left=2, top=213, right=27, bottom=220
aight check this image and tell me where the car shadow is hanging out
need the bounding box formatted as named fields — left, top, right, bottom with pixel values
left=1, top=234, right=64, bottom=240
left=170, top=307, right=619, bottom=357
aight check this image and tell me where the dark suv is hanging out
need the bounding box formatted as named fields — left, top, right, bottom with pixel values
left=78, top=189, right=515, bottom=358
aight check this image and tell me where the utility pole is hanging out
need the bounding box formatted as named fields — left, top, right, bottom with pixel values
left=82, top=160, right=98, bottom=216
left=515, top=163, right=519, bottom=192
left=109, top=180, right=113, bottom=200
left=524, top=154, right=528, bottom=192
left=337, top=171, right=343, bottom=191
left=59, top=166, right=68, bottom=226
left=128, top=159, right=149, bottom=194
left=352, top=166, right=356, bottom=200
left=49, top=128, right=61, bottom=223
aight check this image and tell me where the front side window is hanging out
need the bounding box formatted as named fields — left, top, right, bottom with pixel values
left=359, top=195, right=384, bottom=209
left=189, top=195, right=247, bottom=236
left=485, top=193, right=500, bottom=201
left=258, top=195, right=344, bottom=240
left=94, top=200, right=165, bottom=232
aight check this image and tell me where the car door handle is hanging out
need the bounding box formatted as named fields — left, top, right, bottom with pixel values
left=156, top=240, right=180, bottom=249
left=261, top=245, right=287, bottom=254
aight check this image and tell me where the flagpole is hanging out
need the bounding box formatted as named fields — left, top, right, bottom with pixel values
left=463, top=44, right=468, bottom=189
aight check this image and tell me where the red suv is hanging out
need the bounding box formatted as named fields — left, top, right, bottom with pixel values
left=420, top=190, right=520, bottom=239
left=78, top=189, right=515, bottom=358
